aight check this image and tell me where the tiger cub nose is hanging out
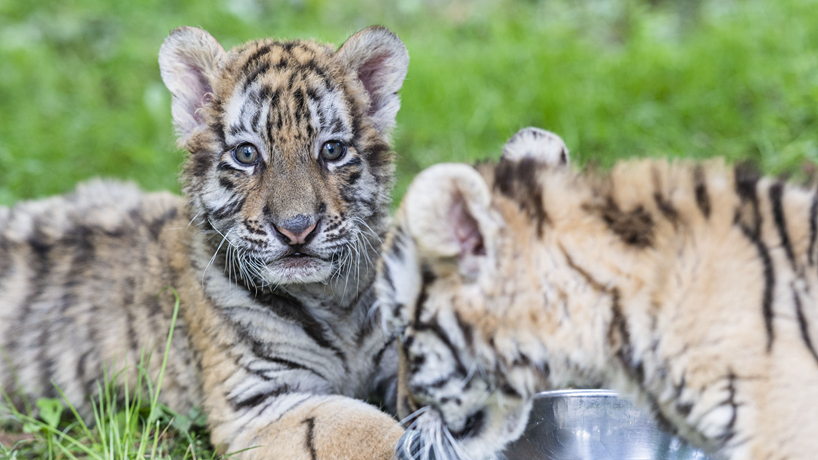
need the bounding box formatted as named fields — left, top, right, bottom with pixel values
left=273, top=215, right=319, bottom=245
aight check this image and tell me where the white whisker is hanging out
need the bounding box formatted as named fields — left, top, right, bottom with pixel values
left=399, top=406, right=430, bottom=427
left=187, top=210, right=202, bottom=229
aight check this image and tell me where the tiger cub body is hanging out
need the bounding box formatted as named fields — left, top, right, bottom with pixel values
left=377, top=128, right=818, bottom=460
left=1, top=26, right=408, bottom=459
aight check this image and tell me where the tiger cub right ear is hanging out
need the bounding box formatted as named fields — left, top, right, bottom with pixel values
left=501, top=127, right=569, bottom=166
left=402, top=164, right=497, bottom=278
left=158, top=27, right=226, bottom=147
left=335, top=26, right=409, bottom=137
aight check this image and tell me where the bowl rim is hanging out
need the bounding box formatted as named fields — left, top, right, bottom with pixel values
left=534, top=389, right=619, bottom=399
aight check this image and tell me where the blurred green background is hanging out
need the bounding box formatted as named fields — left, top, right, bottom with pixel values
left=1, top=0, right=817, bottom=207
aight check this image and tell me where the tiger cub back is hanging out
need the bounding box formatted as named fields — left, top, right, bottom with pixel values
left=378, top=127, right=818, bottom=460
left=2, top=26, right=409, bottom=460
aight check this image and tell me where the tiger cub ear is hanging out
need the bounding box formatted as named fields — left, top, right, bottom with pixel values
left=403, top=164, right=497, bottom=278
left=501, top=127, right=569, bottom=166
left=158, top=27, right=226, bottom=146
left=335, top=26, right=409, bottom=136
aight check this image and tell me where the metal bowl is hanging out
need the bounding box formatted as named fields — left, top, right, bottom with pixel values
left=504, top=390, right=713, bottom=460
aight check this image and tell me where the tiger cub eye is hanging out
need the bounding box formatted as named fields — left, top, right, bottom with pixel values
left=321, top=141, right=346, bottom=161
left=234, top=144, right=260, bottom=165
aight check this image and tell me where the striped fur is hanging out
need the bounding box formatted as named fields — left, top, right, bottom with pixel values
left=377, top=128, right=818, bottom=460
left=1, top=26, right=408, bottom=459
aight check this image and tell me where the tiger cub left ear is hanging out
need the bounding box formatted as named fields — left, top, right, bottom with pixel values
left=501, top=127, right=569, bottom=166
left=403, top=164, right=497, bottom=278
left=158, top=27, right=226, bottom=147
left=336, top=26, right=409, bottom=136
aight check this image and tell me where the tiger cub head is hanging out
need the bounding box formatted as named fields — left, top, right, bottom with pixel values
left=158, top=27, right=407, bottom=287
left=376, top=128, right=568, bottom=460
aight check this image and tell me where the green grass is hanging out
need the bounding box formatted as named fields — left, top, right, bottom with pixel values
left=1, top=0, right=817, bottom=206
left=0, top=291, right=232, bottom=460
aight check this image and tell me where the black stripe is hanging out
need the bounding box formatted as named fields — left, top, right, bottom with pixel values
left=123, top=278, right=140, bottom=358
left=251, top=107, right=262, bottom=131
left=372, top=336, right=397, bottom=368
left=228, top=123, right=245, bottom=137
left=608, top=288, right=643, bottom=384
left=303, top=417, right=318, bottom=460
left=808, top=192, right=818, bottom=266
left=298, top=59, right=333, bottom=91
left=450, top=410, right=485, bottom=440
left=715, top=372, right=739, bottom=444
left=653, top=191, right=679, bottom=225
left=189, top=148, right=214, bottom=178
left=769, top=182, right=796, bottom=269
left=380, top=263, right=395, bottom=295
left=693, top=165, right=711, bottom=219
left=232, top=384, right=291, bottom=410
left=652, top=166, right=679, bottom=225
left=241, top=44, right=274, bottom=74
left=247, top=339, right=329, bottom=381
left=242, top=62, right=270, bottom=93
left=734, top=164, right=761, bottom=236
left=494, top=158, right=549, bottom=237
left=6, top=225, right=52, bottom=366
left=0, top=238, right=10, bottom=281
left=265, top=89, right=280, bottom=147
left=737, top=223, right=775, bottom=351
left=413, top=318, right=468, bottom=376
left=210, top=196, right=246, bottom=220
left=792, top=287, right=818, bottom=365
left=591, top=197, right=654, bottom=249
left=76, top=350, right=92, bottom=384
left=209, top=120, right=226, bottom=146
left=148, top=208, right=178, bottom=240
left=219, top=177, right=235, bottom=191
left=409, top=371, right=459, bottom=392
left=412, top=265, right=436, bottom=326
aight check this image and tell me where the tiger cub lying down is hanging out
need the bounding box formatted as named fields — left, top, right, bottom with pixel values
left=1, top=26, right=408, bottom=459
left=376, top=127, right=818, bottom=460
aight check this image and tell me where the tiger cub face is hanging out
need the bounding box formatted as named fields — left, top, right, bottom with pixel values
left=159, top=27, right=407, bottom=286
left=376, top=128, right=568, bottom=460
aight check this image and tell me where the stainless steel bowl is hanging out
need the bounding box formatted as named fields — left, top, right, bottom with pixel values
left=504, top=390, right=713, bottom=460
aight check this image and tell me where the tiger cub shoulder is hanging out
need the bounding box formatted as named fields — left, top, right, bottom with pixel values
left=378, top=128, right=818, bottom=460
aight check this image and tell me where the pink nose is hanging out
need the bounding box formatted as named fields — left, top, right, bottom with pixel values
left=276, top=221, right=317, bottom=245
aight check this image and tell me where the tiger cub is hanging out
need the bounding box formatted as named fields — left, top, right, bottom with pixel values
left=0, top=26, right=408, bottom=459
left=376, top=127, right=818, bottom=460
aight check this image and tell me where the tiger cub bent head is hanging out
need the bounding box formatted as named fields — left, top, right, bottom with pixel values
left=159, top=27, right=408, bottom=286
left=376, top=128, right=568, bottom=460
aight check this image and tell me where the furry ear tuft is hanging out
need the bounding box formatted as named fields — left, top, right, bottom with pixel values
left=502, top=127, right=569, bottom=166
left=158, top=27, right=225, bottom=147
left=336, top=26, right=409, bottom=136
left=403, top=164, right=496, bottom=277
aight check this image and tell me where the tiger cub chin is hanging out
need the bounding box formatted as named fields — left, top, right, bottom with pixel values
left=1, top=27, right=408, bottom=459
left=377, top=127, right=818, bottom=460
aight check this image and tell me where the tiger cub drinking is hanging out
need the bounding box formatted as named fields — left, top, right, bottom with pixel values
left=1, top=26, right=408, bottom=459
left=377, top=127, right=818, bottom=460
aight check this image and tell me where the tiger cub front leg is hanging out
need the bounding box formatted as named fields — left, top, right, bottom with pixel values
left=214, top=395, right=403, bottom=460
